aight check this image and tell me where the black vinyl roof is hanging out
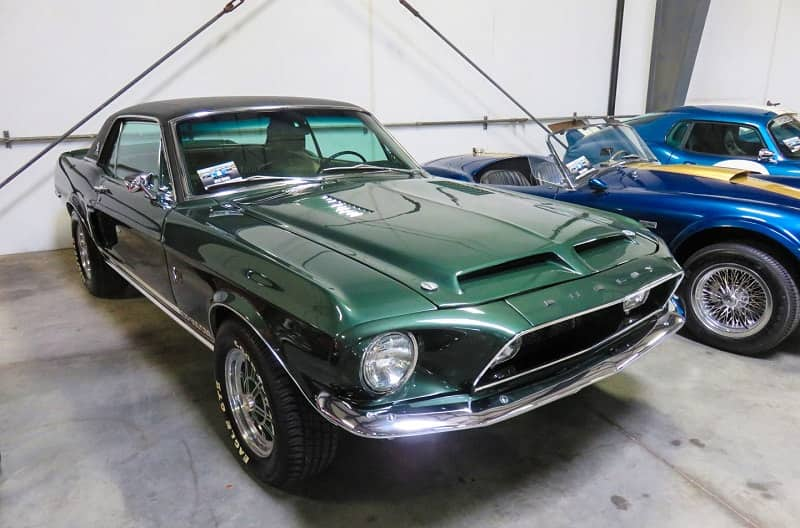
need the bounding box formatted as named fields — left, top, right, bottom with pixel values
left=112, top=96, right=366, bottom=121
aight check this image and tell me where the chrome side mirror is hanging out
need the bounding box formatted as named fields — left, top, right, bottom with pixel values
left=156, top=186, right=175, bottom=208
left=758, top=148, right=776, bottom=162
left=125, top=172, right=156, bottom=199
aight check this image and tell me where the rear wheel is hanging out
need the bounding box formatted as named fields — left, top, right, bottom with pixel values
left=214, top=319, right=338, bottom=488
left=70, top=211, right=129, bottom=298
left=682, top=242, right=799, bottom=355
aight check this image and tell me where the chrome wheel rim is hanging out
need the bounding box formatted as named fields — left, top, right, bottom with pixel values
left=691, top=264, right=773, bottom=338
left=76, top=225, right=92, bottom=280
left=224, top=343, right=275, bottom=458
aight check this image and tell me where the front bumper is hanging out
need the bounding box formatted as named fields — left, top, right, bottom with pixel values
left=315, top=297, right=684, bottom=438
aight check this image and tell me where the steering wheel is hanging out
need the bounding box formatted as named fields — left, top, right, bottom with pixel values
left=319, top=150, right=367, bottom=171
left=607, top=149, right=631, bottom=163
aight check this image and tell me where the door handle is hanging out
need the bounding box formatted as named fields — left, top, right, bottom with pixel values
left=93, top=185, right=110, bottom=194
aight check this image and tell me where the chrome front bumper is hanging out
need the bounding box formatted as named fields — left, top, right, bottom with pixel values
left=315, top=298, right=684, bottom=439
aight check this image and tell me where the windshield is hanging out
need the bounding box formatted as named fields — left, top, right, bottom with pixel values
left=175, top=109, right=418, bottom=194
left=769, top=114, right=800, bottom=159
left=547, top=124, right=658, bottom=182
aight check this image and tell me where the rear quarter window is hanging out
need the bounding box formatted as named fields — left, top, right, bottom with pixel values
left=666, top=121, right=690, bottom=148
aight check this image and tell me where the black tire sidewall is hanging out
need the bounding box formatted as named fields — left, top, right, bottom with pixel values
left=213, top=321, right=291, bottom=485
left=681, top=243, right=799, bottom=355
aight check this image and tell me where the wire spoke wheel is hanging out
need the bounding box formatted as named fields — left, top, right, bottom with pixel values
left=76, top=225, right=93, bottom=280
left=224, top=344, right=275, bottom=458
left=691, top=263, right=773, bottom=338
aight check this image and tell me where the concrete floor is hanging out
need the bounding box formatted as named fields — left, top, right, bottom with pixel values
left=1, top=250, right=799, bottom=528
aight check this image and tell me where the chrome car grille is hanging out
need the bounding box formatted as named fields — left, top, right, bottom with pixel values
left=473, top=274, right=681, bottom=392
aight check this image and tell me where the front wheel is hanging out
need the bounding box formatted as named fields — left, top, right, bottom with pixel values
left=213, top=320, right=338, bottom=488
left=681, top=243, right=800, bottom=355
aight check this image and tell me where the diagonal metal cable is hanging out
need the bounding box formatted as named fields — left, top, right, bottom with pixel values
left=0, top=0, right=246, bottom=191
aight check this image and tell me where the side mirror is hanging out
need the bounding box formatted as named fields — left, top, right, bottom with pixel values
left=588, top=177, right=608, bottom=192
left=758, top=148, right=776, bottom=162
left=125, top=172, right=156, bottom=199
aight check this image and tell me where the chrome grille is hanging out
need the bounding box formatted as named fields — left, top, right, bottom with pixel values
left=473, top=273, right=681, bottom=391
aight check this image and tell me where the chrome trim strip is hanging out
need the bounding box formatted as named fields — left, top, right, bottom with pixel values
left=475, top=270, right=683, bottom=389
left=105, top=259, right=214, bottom=350
left=315, top=298, right=684, bottom=439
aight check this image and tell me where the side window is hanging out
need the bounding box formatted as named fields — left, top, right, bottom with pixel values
left=684, top=122, right=765, bottom=157
left=106, top=121, right=166, bottom=187
left=666, top=121, right=689, bottom=148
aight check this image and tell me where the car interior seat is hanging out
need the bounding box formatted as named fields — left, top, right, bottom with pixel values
left=479, top=169, right=530, bottom=186
left=263, top=115, right=318, bottom=176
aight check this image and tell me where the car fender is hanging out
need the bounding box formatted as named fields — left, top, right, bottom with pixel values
left=672, top=215, right=800, bottom=260
left=208, top=289, right=320, bottom=403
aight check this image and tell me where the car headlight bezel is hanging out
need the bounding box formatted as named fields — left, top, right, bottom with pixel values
left=360, top=331, right=419, bottom=394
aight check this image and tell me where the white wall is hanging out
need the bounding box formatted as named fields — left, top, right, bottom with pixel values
left=687, top=0, right=799, bottom=109
left=0, top=0, right=655, bottom=255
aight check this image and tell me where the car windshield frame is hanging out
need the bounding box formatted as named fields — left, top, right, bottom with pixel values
left=169, top=105, right=422, bottom=199
left=544, top=122, right=660, bottom=188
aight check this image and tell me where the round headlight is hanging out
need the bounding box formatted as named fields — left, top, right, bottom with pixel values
left=360, top=332, right=418, bottom=394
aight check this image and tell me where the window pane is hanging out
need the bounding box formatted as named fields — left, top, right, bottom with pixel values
left=685, top=122, right=763, bottom=157
left=666, top=122, right=689, bottom=148
left=175, top=109, right=415, bottom=194
left=306, top=115, right=389, bottom=162
left=769, top=114, right=800, bottom=159
left=115, top=122, right=161, bottom=177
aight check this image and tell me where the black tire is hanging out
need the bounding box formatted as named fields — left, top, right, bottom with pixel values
left=70, top=212, right=129, bottom=298
left=681, top=242, right=800, bottom=356
left=214, top=319, right=338, bottom=488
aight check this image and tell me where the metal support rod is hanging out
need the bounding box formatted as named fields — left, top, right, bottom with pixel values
left=607, top=0, right=625, bottom=116
left=0, top=0, right=245, bottom=192
left=398, top=0, right=559, bottom=142
left=0, top=113, right=638, bottom=148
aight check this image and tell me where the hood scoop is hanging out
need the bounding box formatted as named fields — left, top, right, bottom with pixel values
left=574, top=233, right=631, bottom=254
left=458, top=252, right=572, bottom=289
left=574, top=231, right=657, bottom=272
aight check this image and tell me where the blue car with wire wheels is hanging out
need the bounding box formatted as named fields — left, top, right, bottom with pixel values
left=628, top=105, right=800, bottom=181
left=423, top=122, right=800, bottom=356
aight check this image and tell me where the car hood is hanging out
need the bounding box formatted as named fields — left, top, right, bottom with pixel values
left=235, top=176, right=658, bottom=307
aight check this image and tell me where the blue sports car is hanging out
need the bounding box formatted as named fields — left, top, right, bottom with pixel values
left=424, top=123, right=800, bottom=355
left=629, top=105, right=800, bottom=180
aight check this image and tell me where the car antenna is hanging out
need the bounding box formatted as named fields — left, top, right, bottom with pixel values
left=0, top=0, right=247, bottom=192
left=398, top=0, right=566, bottom=148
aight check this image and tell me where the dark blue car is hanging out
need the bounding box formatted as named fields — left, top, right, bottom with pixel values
left=629, top=105, right=800, bottom=181
left=424, top=123, right=800, bottom=355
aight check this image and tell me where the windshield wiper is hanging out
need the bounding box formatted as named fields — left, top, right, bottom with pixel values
left=205, top=175, right=321, bottom=190
left=319, top=163, right=417, bottom=175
